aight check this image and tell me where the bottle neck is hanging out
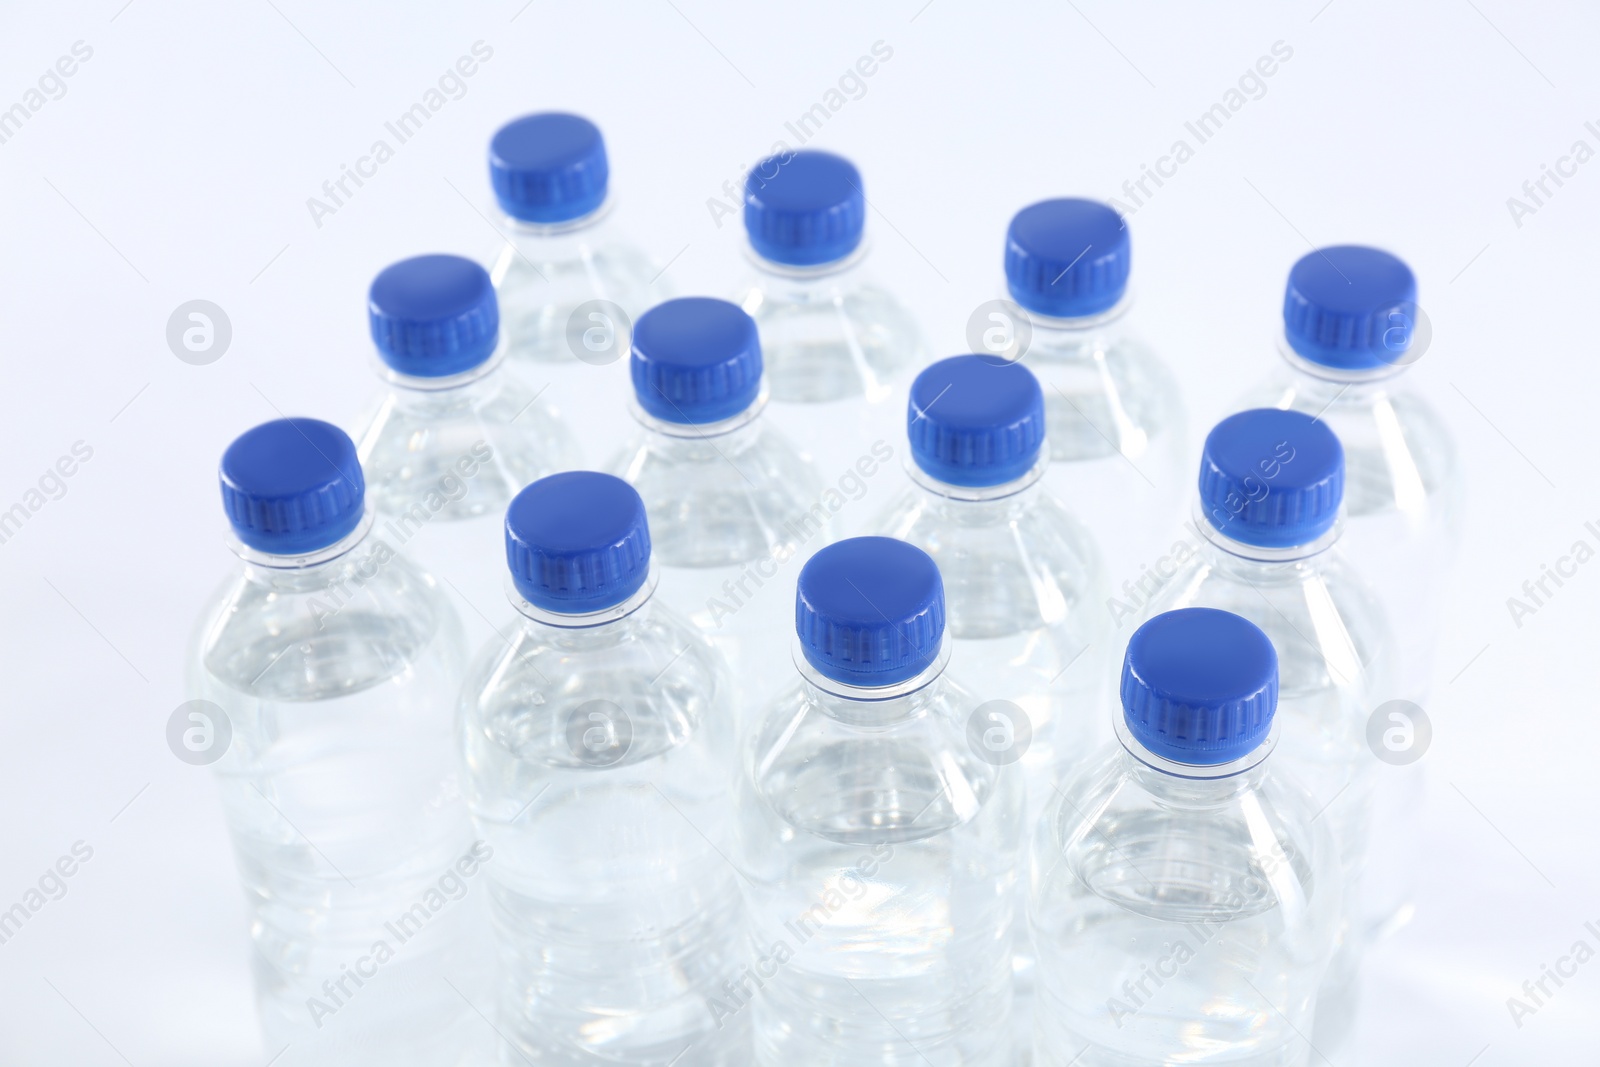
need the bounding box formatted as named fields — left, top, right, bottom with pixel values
left=906, top=454, right=1047, bottom=517
left=629, top=389, right=769, bottom=449
left=1113, top=709, right=1279, bottom=792
left=500, top=195, right=612, bottom=239
left=1022, top=289, right=1136, bottom=357
left=508, top=564, right=661, bottom=635
left=1193, top=500, right=1343, bottom=566
left=745, top=240, right=867, bottom=297
left=370, top=336, right=511, bottom=399
left=795, top=635, right=952, bottom=727
left=230, top=509, right=384, bottom=592
left=1277, top=333, right=1409, bottom=390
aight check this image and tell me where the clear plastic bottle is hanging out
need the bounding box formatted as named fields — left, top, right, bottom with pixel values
left=189, top=418, right=487, bottom=1067
left=1235, top=245, right=1460, bottom=709
left=868, top=354, right=1108, bottom=818
left=460, top=471, right=746, bottom=1065
left=734, top=151, right=926, bottom=529
left=737, top=536, right=1024, bottom=1066
left=486, top=112, right=667, bottom=454
left=1031, top=607, right=1341, bottom=1067
left=1128, top=409, right=1391, bottom=1050
left=867, top=355, right=1109, bottom=1054
left=353, top=254, right=580, bottom=643
left=610, top=297, right=830, bottom=719
left=1000, top=199, right=1187, bottom=596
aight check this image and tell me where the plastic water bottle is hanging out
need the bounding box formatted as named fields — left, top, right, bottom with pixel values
left=1126, top=408, right=1391, bottom=1049
left=736, top=536, right=1023, bottom=1065
left=1030, top=607, right=1341, bottom=1067
left=735, top=150, right=925, bottom=529
left=486, top=112, right=666, bottom=451
left=354, top=253, right=579, bottom=643
left=610, top=296, right=828, bottom=717
left=1236, top=246, right=1458, bottom=968
left=459, top=471, right=746, bottom=1065
left=868, top=354, right=1108, bottom=1052
left=1235, top=245, right=1460, bottom=708
left=189, top=418, right=487, bottom=1066
left=1000, top=198, right=1186, bottom=595
left=869, top=354, right=1108, bottom=819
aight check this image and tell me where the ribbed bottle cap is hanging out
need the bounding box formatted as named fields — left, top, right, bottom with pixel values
left=1198, top=408, right=1344, bottom=549
left=796, top=536, right=945, bottom=687
left=368, top=254, right=500, bottom=377
left=630, top=297, right=763, bottom=424
left=1122, top=608, right=1279, bottom=765
left=908, top=355, right=1045, bottom=487
left=744, top=150, right=865, bottom=267
left=489, top=112, right=609, bottom=224
left=1282, top=245, right=1418, bottom=371
left=220, top=418, right=365, bottom=555
left=1004, top=198, right=1130, bottom=318
left=505, top=471, right=651, bottom=613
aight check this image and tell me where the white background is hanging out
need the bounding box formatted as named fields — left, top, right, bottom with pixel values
left=1, top=1, right=1597, bottom=1063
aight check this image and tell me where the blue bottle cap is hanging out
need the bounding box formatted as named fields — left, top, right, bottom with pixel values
left=744, top=150, right=865, bottom=267
left=505, top=471, right=651, bottom=613
left=1282, top=245, right=1418, bottom=371
left=796, top=536, right=945, bottom=687
left=630, top=297, right=763, bottom=424
left=1122, top=607, right=1279, bottom=765
left=1005, top=198, right=1131, bottom=318
left=368, top=254, right=500, bottom=377
left=1198, top=408, right=1344, bottom=549
left=908, top=355, right=1045, bottom=487
left=220, top=418, right=365, bottom=555
left=489, top=112, right=609, bottom=224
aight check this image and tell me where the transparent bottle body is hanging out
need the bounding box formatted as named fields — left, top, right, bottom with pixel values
left=736, top=658, right=1025, bottom=1066
left=1236, top=350, right=1461, bottom=707
left=1023, top=303, right=1188, bottom=598
left=491, top=206, right=664, bottom=366
left=1030, top=743, right=1340, bottom=1067
left=611, top=407, right=830, bottom=720
left=459, top=583, right=747, bottom=1065
left=1130, top=528, right=1391, bottom=1046
left=736, top=251, right=926, bottom=534
left=188, top=522, right=486, bottom=1067
left=354, top=354, right=582, bottom=645
left=1236, top=350, right=1459, bottom=958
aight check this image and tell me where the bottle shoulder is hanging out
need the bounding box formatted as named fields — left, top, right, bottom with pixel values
left=194, top=544, right=464, bottom=701
left=871, top=485, right=1108, bottom=640
left=462, top=598, right=730, bottom=769
left=1135, top=544, right=1392, bottom=697
left=611, top=421, right=828, bottom=566
left=1037, top=744, right=1339, bottom=926
left=744, top=672, right=1021, bottom=845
